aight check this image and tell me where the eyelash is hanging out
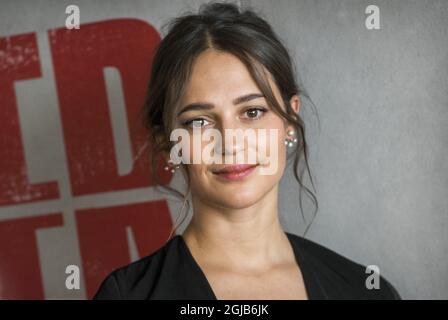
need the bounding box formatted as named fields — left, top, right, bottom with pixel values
left=181, top=107, right=268, bottom=128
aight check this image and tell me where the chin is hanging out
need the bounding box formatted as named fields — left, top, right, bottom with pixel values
left=210, top=188, right=265, bottom=209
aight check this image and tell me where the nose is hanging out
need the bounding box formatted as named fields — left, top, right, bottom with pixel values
left=221, top=135, right=245, bottom=156
left=214, top=119, right=246, bottom=157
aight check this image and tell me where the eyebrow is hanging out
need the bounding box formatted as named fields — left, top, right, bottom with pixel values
left=177, top=93, right=265, bottom=117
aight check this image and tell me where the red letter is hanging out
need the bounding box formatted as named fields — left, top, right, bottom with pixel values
left=0, top=33, right=59, bottom=206
left=76, top=200, right=173, bottom=299
left=49, top=19, right=170, bottom=196
left=0, top=214, right=63, bottom=299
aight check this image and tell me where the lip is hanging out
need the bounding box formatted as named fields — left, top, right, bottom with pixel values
left=212, top=164, right=258, bottom=181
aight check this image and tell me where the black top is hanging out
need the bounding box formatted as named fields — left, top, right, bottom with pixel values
left=93, top=232, right=401, bottom=300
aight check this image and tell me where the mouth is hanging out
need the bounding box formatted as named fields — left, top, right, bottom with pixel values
left=211, top=164, right=259, bottom=181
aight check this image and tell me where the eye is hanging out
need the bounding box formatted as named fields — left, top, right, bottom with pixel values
left=243, top=107, right=268, bottom=120
left=182, top=118, right=211, bottom=128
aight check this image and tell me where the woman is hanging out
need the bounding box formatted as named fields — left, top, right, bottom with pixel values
left=94, top=1, right=400, bottom=300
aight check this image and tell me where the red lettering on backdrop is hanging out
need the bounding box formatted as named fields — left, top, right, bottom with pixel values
left=0, top=214, right=63, bottom=299
left=0, top=33, right=60, bottom=206
left=49, top=19, right=174, bottom=297
left=76, top=200, right=173, bottom=299
left=48, top=19, right=169, bottom=196
left=0, top=19, right=175, bottom=299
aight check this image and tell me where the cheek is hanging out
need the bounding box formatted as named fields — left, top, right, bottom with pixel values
left=177, top=133, right=216, bottom=165
left=186, top=164, right=211, bottom=191
left=277, top=131, right=287, bottom=164
left=255, top=123, right=287, bottom=175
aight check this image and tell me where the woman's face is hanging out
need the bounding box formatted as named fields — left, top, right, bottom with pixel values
left=173, top=49, right=300, bottom=209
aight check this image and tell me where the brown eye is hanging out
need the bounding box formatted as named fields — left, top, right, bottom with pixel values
left=244, top=107, right=268, bottom=119
left=183, top=118, right=210, bottom=128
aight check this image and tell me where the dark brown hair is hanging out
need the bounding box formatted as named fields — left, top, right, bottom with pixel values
left=139, top=1, right=319, bottom=238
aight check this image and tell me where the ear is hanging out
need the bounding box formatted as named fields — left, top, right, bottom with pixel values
left=286, top=94, right=301, bottom=132
left=290, top=94, right=301, bottom=115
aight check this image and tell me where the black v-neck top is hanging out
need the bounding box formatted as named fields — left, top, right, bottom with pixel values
left=93, top=232, right=401, bottom=300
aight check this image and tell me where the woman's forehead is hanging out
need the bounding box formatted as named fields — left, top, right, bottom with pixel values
left=186, top=52, right=257, bottom=95
left=182, top=50, right=279, bottom=106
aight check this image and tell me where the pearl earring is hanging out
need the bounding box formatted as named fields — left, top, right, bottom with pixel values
left=164, top=159, right=180, bottom=173
left=285, top=129, right=298, bottom=148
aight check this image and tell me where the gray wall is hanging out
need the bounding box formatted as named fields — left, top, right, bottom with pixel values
left=268, top=0, right=448, bottom=299
left=0, top=0, right=447, bottom=299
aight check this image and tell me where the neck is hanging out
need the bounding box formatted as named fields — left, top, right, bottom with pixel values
left=181, top=184, right=292, bottom=273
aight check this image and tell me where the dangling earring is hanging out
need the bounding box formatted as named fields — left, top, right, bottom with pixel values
left=284, top=129, right=298, bottom=148
left=164, top=159, right=180, bottom=173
